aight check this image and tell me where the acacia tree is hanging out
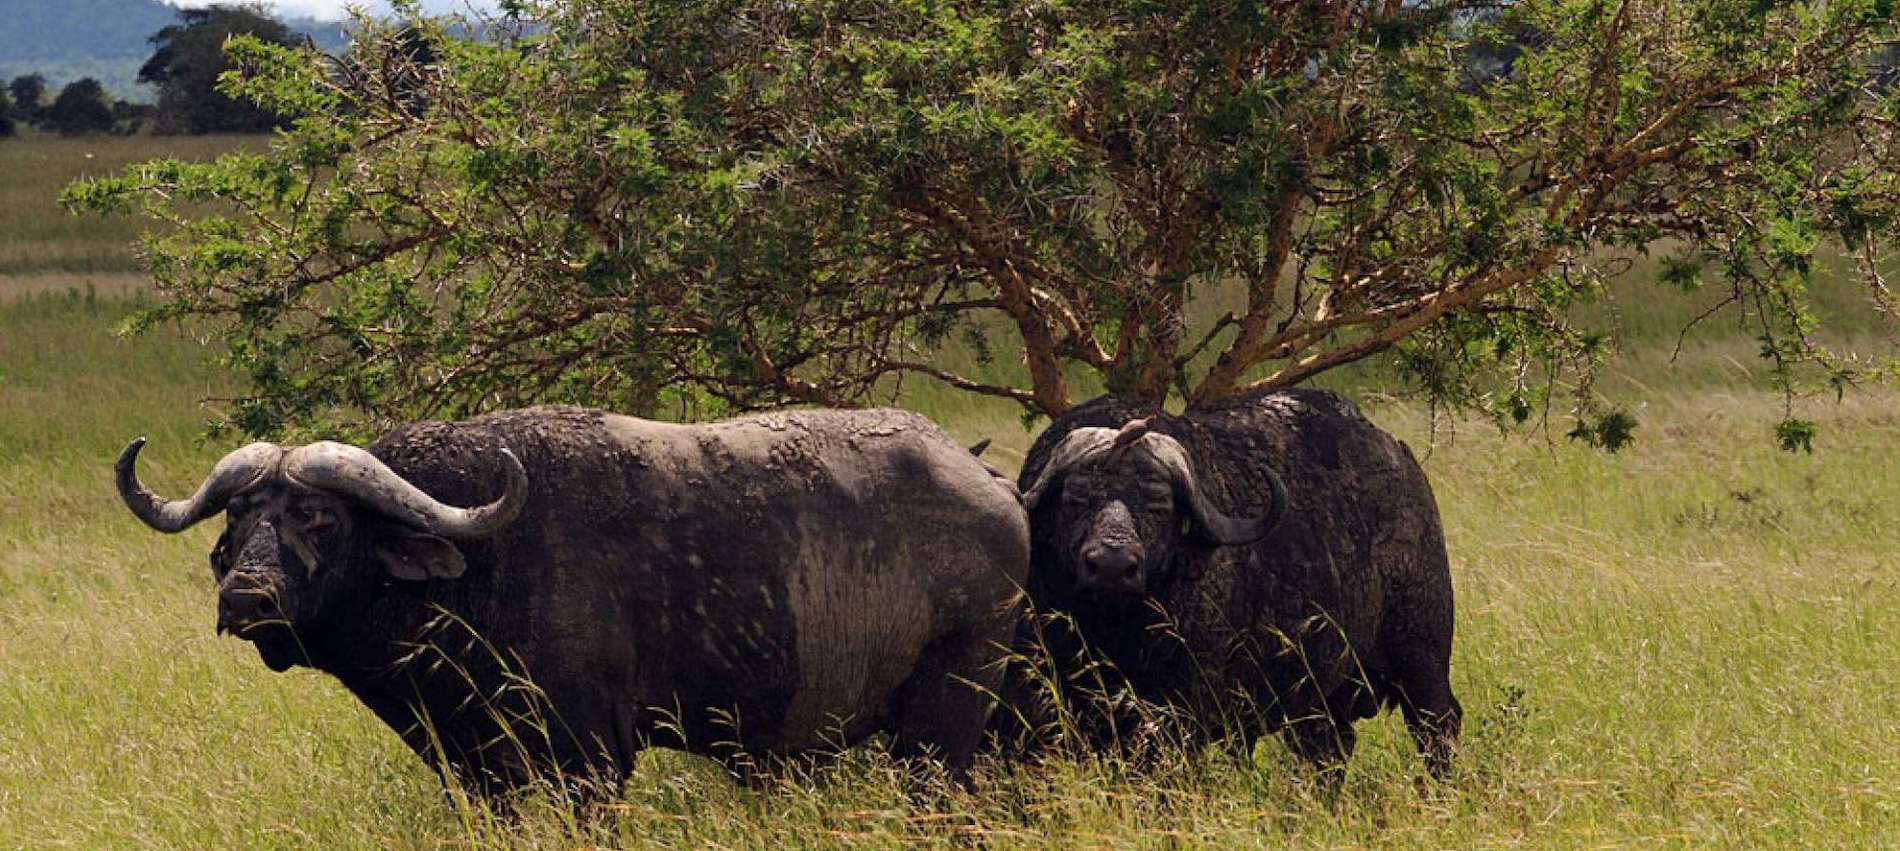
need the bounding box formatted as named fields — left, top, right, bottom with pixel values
left=66, top=0, right=1900, bottom=440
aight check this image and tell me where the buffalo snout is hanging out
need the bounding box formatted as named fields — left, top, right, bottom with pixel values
left=1078, top=543, right=1143, bottom=594
left=216, top=573, right=285, bottom=636
left=1077, top=501, right=1147, bottom=595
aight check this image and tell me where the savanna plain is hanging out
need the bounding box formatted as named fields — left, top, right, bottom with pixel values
left=2, top=134, right=1899, bottom=849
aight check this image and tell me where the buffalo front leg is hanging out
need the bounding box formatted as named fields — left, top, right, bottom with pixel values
left=1280, top=706, right=1357, bottom=780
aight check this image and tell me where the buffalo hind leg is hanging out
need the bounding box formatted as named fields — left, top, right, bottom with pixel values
left=890, top=631, right=1000, bottom=784
left=1390, top=652, right=1462, bottom=779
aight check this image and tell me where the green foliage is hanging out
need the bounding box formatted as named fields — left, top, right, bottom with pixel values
left=1566, top=407, right=1638, bottom=453
left=138, top=4, right=299, bottom=135
left=1776, top=417, right=1818, bottom=453
left=66, top=0, right=1900, bottom=439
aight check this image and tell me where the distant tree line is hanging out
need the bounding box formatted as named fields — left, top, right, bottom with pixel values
left=1, top=3, right=301, bottom=138
left=0, top=73, right=146, bottom=136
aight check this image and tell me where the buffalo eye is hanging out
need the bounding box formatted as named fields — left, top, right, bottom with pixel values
left=1142, top=486, right=1174, bottom=516
left=287, top=503, right=337, bottom=537
left=304, top=509, right=337, bottom=535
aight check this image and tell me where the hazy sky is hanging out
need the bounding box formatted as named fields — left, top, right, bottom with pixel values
left=162, top=0, right=499, bottom=22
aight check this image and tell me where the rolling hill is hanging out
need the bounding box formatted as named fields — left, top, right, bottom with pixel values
left=0, top=0, right=351, bottom=101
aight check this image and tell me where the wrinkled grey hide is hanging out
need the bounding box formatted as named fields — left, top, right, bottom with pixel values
left=998, top=388, right=1459, bottom=775
left=117, top=406, right=1029, bottom=793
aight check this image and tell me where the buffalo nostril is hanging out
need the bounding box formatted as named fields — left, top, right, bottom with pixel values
left=217, top=581, right=282, bottom=633
left=1081, top=548, right=1141, bottom=589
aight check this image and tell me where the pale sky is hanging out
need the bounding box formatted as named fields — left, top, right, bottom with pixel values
left=162, top=0, right=500, bottom=22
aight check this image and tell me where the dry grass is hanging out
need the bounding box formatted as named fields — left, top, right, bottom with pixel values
left=4, top=290, right=1900, bottom=848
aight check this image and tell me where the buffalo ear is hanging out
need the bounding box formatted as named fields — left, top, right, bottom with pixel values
left=374, top=529, right=467, bottom=581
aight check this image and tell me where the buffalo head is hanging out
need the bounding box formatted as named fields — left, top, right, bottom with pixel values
left=115, top=438, right=527, bottom=671
left=1022, top=418, right=1286, bottom=597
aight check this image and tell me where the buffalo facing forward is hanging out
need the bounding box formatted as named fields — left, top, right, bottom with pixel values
left=117, top=406, right=1028, bottom=791
left=1005, top=389, right=1459, bottom=775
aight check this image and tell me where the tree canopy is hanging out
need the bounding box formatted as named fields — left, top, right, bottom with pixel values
left=44, top=78, right=118, bottom=136
left=138, top=4, right=299, bottom=135
left=8, top=74, right=45, bottom=121
left=67, top=0, right=1900, bottom=440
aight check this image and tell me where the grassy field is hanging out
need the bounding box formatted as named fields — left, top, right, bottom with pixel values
left=0, top=131, right=249, bottom=277
left=4, top=134, right=1900, bottom=848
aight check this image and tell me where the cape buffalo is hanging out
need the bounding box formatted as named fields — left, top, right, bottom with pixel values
left=116, top=406, right=1029, bottom=792
left=1002, top=389, right=1459, bottom=776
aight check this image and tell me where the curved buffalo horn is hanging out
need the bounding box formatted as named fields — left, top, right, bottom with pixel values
left=116, top=438, right=285, bottom=533
left=1138, top=433, right=1287, bottom=547
left=283, top=441, right=527, bottom=539
left=1021, top=426, right=1118, bottom=509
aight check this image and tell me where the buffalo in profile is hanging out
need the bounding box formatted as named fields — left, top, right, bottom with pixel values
left=1001, top=389, right=1459, bottom=775
left=116, top=406, right=1028, bottom=792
